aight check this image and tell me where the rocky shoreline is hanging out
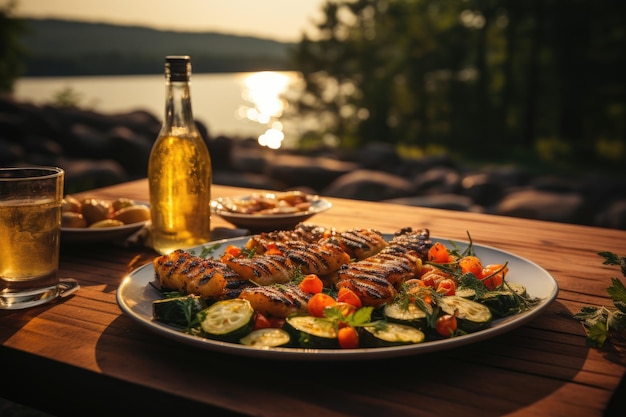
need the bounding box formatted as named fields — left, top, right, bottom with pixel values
left=1, top=95, right=625, bottom=230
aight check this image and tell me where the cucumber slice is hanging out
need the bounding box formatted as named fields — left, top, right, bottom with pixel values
left=153, top=295, right=206, bottom=327
left=284, top=316, right=338, bottom=349
left=437, top=295, right=492, bottom=333
left=383, top=301, right=427, bottom=329
left=360, top=321, right=425, bottom=347
left=240, top=328, right=291, bottom=348
left=197, top=299, right=255, bottom=342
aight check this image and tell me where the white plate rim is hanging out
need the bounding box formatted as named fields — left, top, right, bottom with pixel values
left=116, top=235, right=559, bottom=361
left=211, top=195, right=332, bottom=220
left=61, top=201, right=149, bottom=243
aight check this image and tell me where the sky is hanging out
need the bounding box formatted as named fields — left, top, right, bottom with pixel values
left=12, top=0, right=327, bottom=42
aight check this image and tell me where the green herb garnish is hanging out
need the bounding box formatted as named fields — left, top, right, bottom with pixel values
left=573, top=251, right=626, bottom=349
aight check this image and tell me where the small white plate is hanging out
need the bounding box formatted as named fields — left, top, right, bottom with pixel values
left=61, top=202, right=149, bottom=244
left=61, top=221, right=148, bottom=244
left=211, top=193, right=332, bottom=232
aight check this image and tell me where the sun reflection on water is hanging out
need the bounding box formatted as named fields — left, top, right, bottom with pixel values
left=237, top=71, right=292, bottom=149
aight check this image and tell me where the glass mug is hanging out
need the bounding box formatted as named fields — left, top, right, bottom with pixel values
left=0, top=166, right=70, bottom=309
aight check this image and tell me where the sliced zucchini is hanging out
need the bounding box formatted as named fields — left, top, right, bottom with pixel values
left=360, top=321, right=425, bottom=347
left=283, top=316, right=338, bottom=349
left=454, top=287, right=477, bottom=299
left=437, top=295, right=492, bottom=333
left=506, top=281, right=527, bottom=297
left=240, top=328, right=291, bottom=348
left=153, top=295, right=206, bottom=327
left=197, top=298, right=255, bottom=342
left=383, top=301, right=427, bottom=329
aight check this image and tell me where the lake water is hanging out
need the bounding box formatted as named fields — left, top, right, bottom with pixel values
left=13, top=71, right=312, bottom=149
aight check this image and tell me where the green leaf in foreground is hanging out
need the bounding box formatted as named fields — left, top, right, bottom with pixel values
left=574, top=251, right=626, bottom=349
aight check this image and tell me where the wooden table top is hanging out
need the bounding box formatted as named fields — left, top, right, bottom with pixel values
left=2, top=178, right=625, bottom=417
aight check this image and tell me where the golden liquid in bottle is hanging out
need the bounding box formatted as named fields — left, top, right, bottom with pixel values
left=148, top=133, right=212, bottom=255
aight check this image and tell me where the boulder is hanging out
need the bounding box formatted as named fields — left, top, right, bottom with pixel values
left=323, top=169, right=414, bottom=201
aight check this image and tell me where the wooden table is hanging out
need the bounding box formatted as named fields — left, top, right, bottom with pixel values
left=2, top=179, right=625, bottom=417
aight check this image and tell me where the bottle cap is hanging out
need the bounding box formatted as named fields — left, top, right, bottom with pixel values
left=165, top=55, right=191, bottom=81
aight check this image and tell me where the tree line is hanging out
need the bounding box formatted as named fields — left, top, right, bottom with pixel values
left=289, top=0, right=625, bottom=173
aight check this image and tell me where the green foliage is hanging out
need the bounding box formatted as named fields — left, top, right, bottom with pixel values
left=0, top=0, right=27, bottom=93
left=290, top=0, right=626, bottom=172
left=51, top=86, right=83, bottom=108
left=574, top=252, right=626, bottom=349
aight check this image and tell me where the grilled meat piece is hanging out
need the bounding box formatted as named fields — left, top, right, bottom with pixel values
left=389, top=227, right=432, bottom=261
left=238, top=283, right=311, bottom=318
left=222, top=254, right=294, bottom=286
left=244, top=223, right=333, bottom=253
left=216, top=274, right=255, bottom=300
left=335, top=264, right=398, bottom=308
left=333, top=228, right=431, bottom=306
left=153, top=249, right=230, bottom=299
left=324, top=228, right=388, bottom=261
left=280, top=240, right=351, bottom=276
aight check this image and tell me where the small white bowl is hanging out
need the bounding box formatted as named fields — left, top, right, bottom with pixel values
left=211, top=193, right=332, bottom=232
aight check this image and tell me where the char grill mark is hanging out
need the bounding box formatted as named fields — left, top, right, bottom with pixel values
left=335, top=266, right=397, bottom=307
left=389, top=227, right=432, bottom=260
left=331, top=228, right=388, bottom=260
left=153, top=249, right=228, bottom=299
left=285, top=241, right=351, bottom=276
left=334, top=228, right=432, bottom=307
left=245, top=223, right=332, bottom=253
left=238, top=284, right=311, bottom=318
left=223, top=254, right=293, bottom=286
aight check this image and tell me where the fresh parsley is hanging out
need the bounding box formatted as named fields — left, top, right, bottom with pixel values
left=573, top=251, right=626, bottom=349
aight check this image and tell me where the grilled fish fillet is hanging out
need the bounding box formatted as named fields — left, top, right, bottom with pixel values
left=153, top=249, right=230, bottom=299
left=238, top=283, right=311, bottom=318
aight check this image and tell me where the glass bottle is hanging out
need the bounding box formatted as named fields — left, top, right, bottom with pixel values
left=148, top=55, right=212, bottom=255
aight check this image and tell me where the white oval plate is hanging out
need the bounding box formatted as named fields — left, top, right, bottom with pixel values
left=116, top=235, right=559, bottom=361
left=211, top=194, right=332, bottom=232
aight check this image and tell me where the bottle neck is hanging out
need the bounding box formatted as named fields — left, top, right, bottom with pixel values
left=163, top=79, right=196, bottom=131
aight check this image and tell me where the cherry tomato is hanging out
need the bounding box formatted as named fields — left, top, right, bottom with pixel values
left=299, top=274, right=324, bottom=294
left=307, top=293, right=337, bottom=317
left=420, top=273, right=438, bottom=289
left=338, top=326, right=360, bottom=349
left=264, top=242, right=284, bottom=256
left=224, top=244, right=242, bottom=257
left=268, top=317, right=285, bottom=328
left=435, top=314, right=458, bottom=337
left=436, top=278, right=456, bottom=296
left=220, top=244, right=242, bottom=262
left=337, top=287, right=362, bottom=309
left=428, top=242, right=452, bottom=264
left=481, top=264, right=508, bottom=290
left=254, top=312, right=272, bottom=330
left=459, top=256, right=483, bottom=277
